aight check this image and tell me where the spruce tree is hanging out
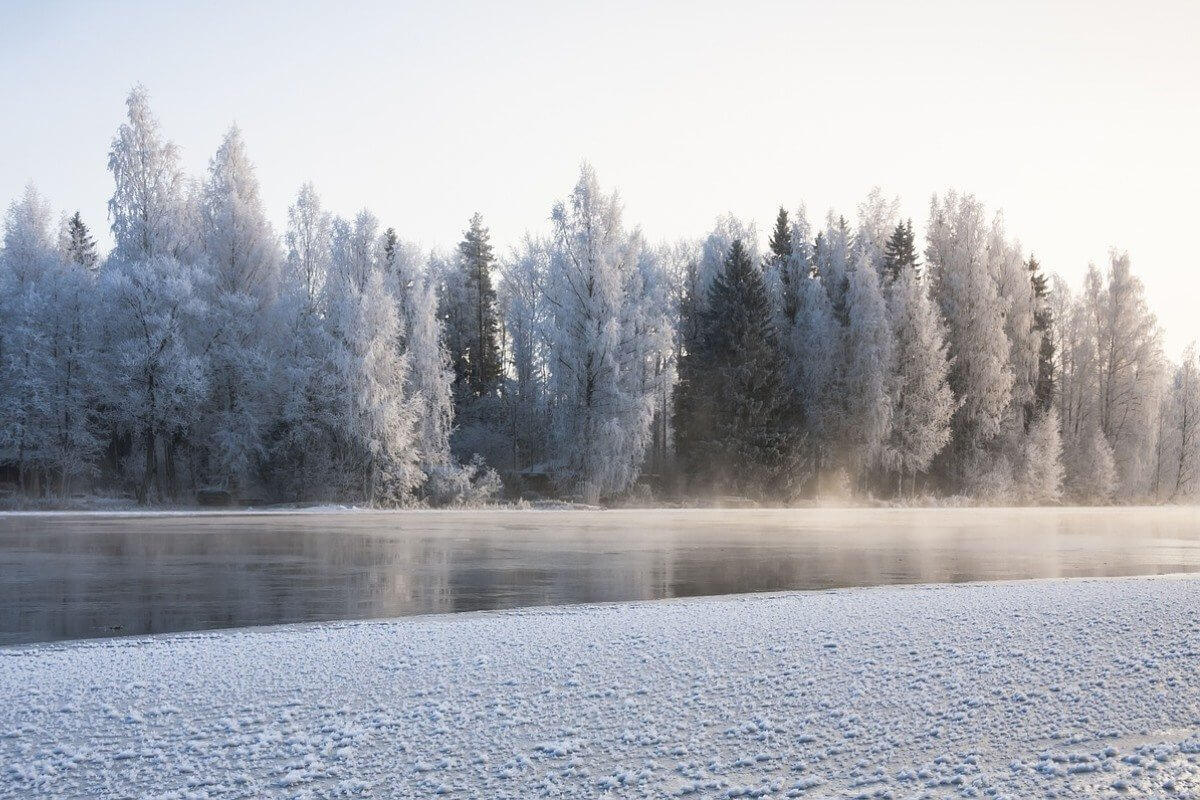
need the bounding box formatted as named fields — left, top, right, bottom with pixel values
left=381, top=227, right=399, bottom=273
left=454, top=213, right=502, bottom=398
left=677, top=239, right=796, bottom=496
left=1028, top=254, right=1055, bottom=413
left=764, top=206, right=798, bottom=322
left=882, top=219, right=918, bottom=283
left=62, top=211, right=98, bottom=271
left=767, top=207, right=792, bottom=262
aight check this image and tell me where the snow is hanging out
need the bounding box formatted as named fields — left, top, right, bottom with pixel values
left=5, top=575, right=1200, bottom=798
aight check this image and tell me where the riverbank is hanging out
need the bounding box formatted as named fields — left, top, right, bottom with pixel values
left=5, top=574, right=1200, bottom=797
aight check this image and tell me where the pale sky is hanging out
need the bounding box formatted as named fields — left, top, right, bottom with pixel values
left=2, top=0, right=1198, bottom=357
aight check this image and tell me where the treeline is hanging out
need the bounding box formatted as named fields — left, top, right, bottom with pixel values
left=1, top=87, right=1196, bottom=506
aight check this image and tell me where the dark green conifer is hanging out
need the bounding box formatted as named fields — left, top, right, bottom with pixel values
left=882, top=219, right=919, bottom=283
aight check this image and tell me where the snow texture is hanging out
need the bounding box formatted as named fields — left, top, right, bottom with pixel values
left=5, top=575, right=1200, bottom=798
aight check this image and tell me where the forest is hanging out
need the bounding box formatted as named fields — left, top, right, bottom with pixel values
left=1, top=87, right=1194, bottom=507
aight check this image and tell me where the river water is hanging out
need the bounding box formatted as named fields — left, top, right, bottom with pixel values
left=2, top=506, right=1198, bottom=644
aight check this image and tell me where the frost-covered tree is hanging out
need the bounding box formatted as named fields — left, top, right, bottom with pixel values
left=791, top=257, right=840, bottom=483
left=925, top=192, right=1014, bottom=482
left=324, top=262, right=422, bottom=503
left=855, top=188, right=900, bottom=279
left=108, top=85, right=186, bottom=262
left=101, top=256, right=209, bottom=502
left=1052, top=275, right=1095, bottom=450
left=1018, top=407, right=1064, bottom=504
left=193, top=126, right=282, bottom=490
left=1090, top=251, right=1163, bottom=496
left=1068, top=424, right=1117, bottom=503
left=0, top=187, right=66, bottom=491
left=200, top=126, right=280, bottom=300
left=407, top=275, right=454, bottom=470
left=542, top=165, right=666, bottom=501
left=331, top=210, right=382, bottom=293
left=1158, top=346, right=1200, bottom=500
left=498, top=235, right=552, bottom=478
left=815, top=214, right=853, bottom=325
left=1, top=189, right=105, bottom=496
left=285, top=183, right=332, bottom=311
left=842, top=252, right=893, bottom=488
left=883, top=257, right=954, bottom=495
left=987, top=221, right=1040, bottom=474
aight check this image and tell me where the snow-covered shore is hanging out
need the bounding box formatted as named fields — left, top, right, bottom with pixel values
left=5, top=577, right=1200, bottom=798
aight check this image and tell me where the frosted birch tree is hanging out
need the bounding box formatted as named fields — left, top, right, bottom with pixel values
left=1090, top=251, right=1163, bottom=496
left=406, top=276, right=454, bottom=471
left=544, top=165, right=666, bottom=501
left=1018, top=407, right=1064, bottom=504
left=285, top=183, right=332, bottom=311
left=0, top=187, right=62, bottom=491
left=107, top=86, right=186, bottom=263
left=498, top=235, right=552, bottom=477
left=842, top=252, right=894, bottom=487
left=883, top=257, right=955, bottom=495
left=925, top=192, right=1014, bottom=482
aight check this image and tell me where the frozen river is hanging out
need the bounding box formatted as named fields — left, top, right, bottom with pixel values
left=1, top=506, right=1198, bottom=645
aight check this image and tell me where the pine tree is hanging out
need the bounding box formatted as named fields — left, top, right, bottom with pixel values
left=882, top=220, right=918, bottom=283
left=453, top=213, right=503, bottom=399
left=61, top=212, right=98, bottom=271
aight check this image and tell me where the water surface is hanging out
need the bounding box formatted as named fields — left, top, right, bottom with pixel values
left=2, top=506, right=1198, bottom=645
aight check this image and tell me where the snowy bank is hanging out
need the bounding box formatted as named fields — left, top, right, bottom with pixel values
left=5, top=576, right=1200, bottom=798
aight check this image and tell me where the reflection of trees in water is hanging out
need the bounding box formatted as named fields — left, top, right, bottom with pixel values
left=0, top=507, right=1198, bottom=644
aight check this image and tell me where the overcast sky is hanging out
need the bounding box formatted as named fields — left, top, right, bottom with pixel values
left=3, top=0, right=1197, bottom=356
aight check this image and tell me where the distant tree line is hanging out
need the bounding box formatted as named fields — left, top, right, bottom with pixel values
left=1, top=87, right=1195, bottom=506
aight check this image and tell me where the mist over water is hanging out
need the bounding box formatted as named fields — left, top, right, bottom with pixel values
left=2, top=507, right=1198, bottom=645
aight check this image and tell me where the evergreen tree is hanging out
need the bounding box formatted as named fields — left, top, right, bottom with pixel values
left=61, top=212, right=99, bottom=271
left=381, top=227, right=399, bottom=275
left=764, top=206, right=801, bottom=324
left=1028, top=254, right=1056, bottom=414
left=767, top=207, right=792, bottom=262
left=677, top=239, right=796, bottom=496
left=882, top=220, right=918, bottom=283
left=452, top=213, right=502, bottom=399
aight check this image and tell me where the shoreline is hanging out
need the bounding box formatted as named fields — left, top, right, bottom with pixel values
left=1, top=502, right=1194, bottom=517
